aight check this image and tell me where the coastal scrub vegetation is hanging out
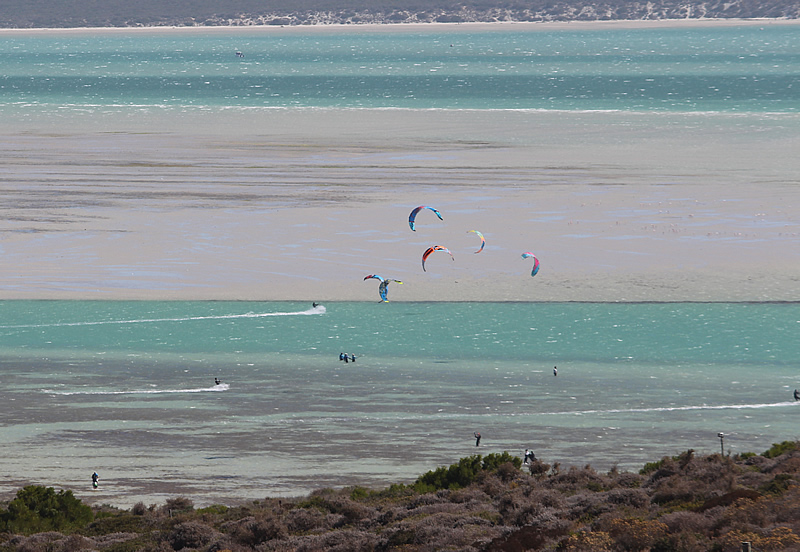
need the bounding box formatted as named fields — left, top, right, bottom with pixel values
left=1, top=441, right=799, bottom=551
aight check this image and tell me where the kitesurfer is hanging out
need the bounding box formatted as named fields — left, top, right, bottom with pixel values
left=92, top=472, right=99, bottom=489
left=474, top=432, right=481, bottom=446
left=313, top=302, right=319, bottom=308
left=795, top=389, right=799, bottom=401
left=215, top=378, right=221, bottom=385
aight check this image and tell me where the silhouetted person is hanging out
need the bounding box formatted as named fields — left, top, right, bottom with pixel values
left=474, top=432, right=481, bottom=446
left=92, top=472, right=99, bottom=489
left=553, top=366, right=558, bottom=376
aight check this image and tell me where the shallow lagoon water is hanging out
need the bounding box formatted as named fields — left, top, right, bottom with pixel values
left=0, top=301, right=797, bottom=507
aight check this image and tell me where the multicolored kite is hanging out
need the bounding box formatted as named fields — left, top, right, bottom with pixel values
left=521, top=252, right=540, bottom=277
left=422, top=245, right=454, bottom=272
left=408, top=205, right=443, bottom=231
left=468, top=230, right=485, bottom=253
left=364, top=274, right=403, bottom=302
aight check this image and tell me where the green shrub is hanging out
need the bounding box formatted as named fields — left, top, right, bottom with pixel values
left=762, top=440, right=799, bottom=458
left=82, top=513, right=146, bottom=536
left=759, top=473, right=796, bottom=495
left=414, top=455, right=483, bottom=493
left=373, top=483, right=415, bottom=500
left=348, top=486, right=370, bottom=501
left=196, top=504, right=228, bottom=515
left=0, top=485, right=93, bottom=535
left=413, top=453, right=523, bottom=493
left=640, top=459, right=666, bottom=475
left=482, top=452, right=522, bottom=471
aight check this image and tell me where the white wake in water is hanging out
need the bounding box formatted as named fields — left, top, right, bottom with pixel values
left=44, top=383, right=230, bottom=395
left=558, top=401, right=799, bottom=416
left=1, top=305, right=325, bottom=330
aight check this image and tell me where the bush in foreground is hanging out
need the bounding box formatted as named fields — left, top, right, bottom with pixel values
left=0, top=486, right=93, bottom=535
left=0, top=443, right=799, bottom=551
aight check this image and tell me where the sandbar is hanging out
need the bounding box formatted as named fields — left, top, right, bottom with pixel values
left=2, top=105, right=799, bottom=302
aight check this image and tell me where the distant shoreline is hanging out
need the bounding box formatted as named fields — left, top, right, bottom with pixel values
left=2, top=17, right=800, bottom=35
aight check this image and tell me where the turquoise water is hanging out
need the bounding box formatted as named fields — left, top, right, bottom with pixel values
left=2, top=25, right=800, bottom=111
left=0, top=301, right=798, bottom=506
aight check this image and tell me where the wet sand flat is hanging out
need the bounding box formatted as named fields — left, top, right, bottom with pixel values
left=1, top=108, right=799, bottom=302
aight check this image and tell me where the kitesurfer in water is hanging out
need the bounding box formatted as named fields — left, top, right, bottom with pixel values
left=92, top=472, right=99, bottom=488
left=795, top=389, right=799, bottom=401
left=474, top=432, right=481, bottom=446
left=215, top=378, right=221, bottom=385
left=313, top=302, right=319, bottom=308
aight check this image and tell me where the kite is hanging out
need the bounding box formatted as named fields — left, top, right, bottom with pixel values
left=422, top=245, right=454, bottom=272
left=408, top=205, right=443, bottom=231
left=364, top=274, right=403, bottom=302
left=468, top=230, right=485, bottom=253
left=521, top=252, right=540, bottom=277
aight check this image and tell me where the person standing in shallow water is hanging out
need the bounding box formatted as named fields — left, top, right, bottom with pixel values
left=474, top=432, right=481, bottom=446
left=92, top=472, right=99, bottom=489
left=554, top=366, right=558, bottom=376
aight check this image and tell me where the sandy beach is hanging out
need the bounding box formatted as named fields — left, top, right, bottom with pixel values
left=2, top=106, right=799, bottom=303
left=3, top=18, right=800, bottom=36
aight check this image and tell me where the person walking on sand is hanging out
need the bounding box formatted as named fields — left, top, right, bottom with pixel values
left=92, top=472, right=99, bottom=489
left=474, top=432, right=481, bottom=446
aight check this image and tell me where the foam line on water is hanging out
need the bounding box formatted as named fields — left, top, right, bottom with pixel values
left=557, top=401, right=799, bottom=416
left=1, top=306, right=325, bottom=330
left=44, top=383, right=230, bottom=395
